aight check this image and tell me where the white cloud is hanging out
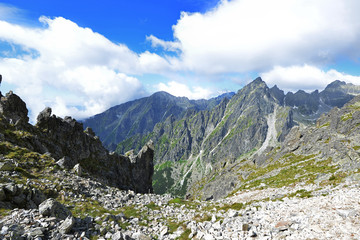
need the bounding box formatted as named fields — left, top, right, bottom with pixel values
left=156, top=81, right=213, bottom=99
left=0, top=3, right=22, bottom=22
left=146, top=35, right=181, bottom=52
left=261, top=64, right=360, bottom=92
left=0, top=16, right=171, bottom=122
left=153, top=0, right=360, bottom=73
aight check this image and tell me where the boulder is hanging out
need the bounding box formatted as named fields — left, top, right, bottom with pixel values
left=56, top=156, right=77, bottom=169
left=72, top=163, right=83, bottom=176
left=36, top=107, right=52, bottom=123
left=58, top=216, right=75, bottom=234
left=38, top=198, right=72, bottom=220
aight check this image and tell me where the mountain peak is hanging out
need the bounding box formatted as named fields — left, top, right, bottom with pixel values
left=253, top=77, right=265, bottom=85
left=325, top=80, right=346, bottom=90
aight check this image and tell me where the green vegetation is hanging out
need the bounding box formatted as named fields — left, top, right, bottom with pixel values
left=168, top=198, right=186, bottom=205
left=177, top=228, right=191, bottom=240
left=154, top=161, right=173, bottom=171
left=145, top=202, right=161, bottom=211
left=318, top=122, right=330, bottom=128
left=231, top=154, right=340, bottom=195
left=0, top=141, right=56, bottom=178
left=287, top=189, right=312, bottom=198
left=153, top=162, right=174, bottom=195
left=341, top=112, right=353, bottom=121
left=218, top=202, right=244, bottom=211
left=353, top=146, right=360, bottom=151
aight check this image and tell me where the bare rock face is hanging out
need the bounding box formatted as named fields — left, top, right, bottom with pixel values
left=131, top=140, right=154, bottom=193
left=0, top=91, right=154, bottom=194
left=0, top=91, right=29, bottom=125
left=34, top=107, right=154, bottom=193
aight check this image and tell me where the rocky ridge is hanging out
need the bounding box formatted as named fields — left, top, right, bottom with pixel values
left=82, top=91, right=235, bottom=151
left=0, top=90, right=154, bottom=194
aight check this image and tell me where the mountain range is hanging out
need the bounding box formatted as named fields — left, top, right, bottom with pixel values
left=83, top=77, right=360, bottom=198
left=82, top=91, right=235, bottom=151
left=1, top=78, right=360, bottom=239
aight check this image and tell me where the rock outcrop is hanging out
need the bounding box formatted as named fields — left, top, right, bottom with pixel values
left=0, top=91, right=154, bottom=194
left=0, top=91, right=29, bottom=126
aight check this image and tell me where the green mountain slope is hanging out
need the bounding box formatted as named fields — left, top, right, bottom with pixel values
left=201, top=95, right=360, bottom=201
left=82, top=91, right=234, bottom=150
left=117, top=78, right=294, bottom=197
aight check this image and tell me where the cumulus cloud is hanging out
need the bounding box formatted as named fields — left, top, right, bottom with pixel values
left=154, top=0, right=360, bottom=74
left=0, top=16, right=171, bottom=122
left=261, top=65, right=360, bottom=92
left=157, top=81, right=213, bottom=99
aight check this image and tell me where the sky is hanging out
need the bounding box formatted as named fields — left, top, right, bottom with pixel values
left=1, top=0, right=360, bottom=122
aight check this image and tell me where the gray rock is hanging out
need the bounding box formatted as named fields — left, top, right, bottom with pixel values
left=31, top=188, right=46, bottom=206
left=111, top=231, right=124, bottom=240
left=36, top=107, right=52, bottom=123
left=0, top=91, right=29, bottom=125
left=3, top=183, right=18, bottom=196
left=160, top=225, right=168, bottom=237
left=56, top=156, right=77, bottom=170
left=132, top=232, right=151, bottom=240
left=38, top=198, right=72, bottom=220
left=0, top=187, right=6, bottom=201
left=228, top=209, right=238, bottom=218
left=72, top=163, right=83, bottom=176
left=58, top=216, right=75, bottom=234
left=28, top=227, right=44, bottom=237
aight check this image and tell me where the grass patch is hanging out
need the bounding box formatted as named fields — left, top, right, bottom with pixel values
left=194, top=213, right=212, bottom=222
left=341, top=112, right=353, bottom=121
left=231, top=154, right=338, bottom=195
left=287, top=189, right=312, bottom=198
left=352, top=146, right=360, bottom=151
left=14, top=167, right=37, bottom=179
left=318, top=122, right=330, bottom=128
left=0, top=208, right=11, bottom=217
left=168, top=198, right=187, bottom=205
left=177, top=228, right=191, bottom=240
left=218, top=202, right=244, bottom=211
left=145, top=201, right=161, bottom=211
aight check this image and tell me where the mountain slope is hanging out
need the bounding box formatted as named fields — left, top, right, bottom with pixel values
left=82, top=91, right=234, bottom=150
left=198, top=95, right=360, bottom=201
left=117, top=78, right=294, bottom=197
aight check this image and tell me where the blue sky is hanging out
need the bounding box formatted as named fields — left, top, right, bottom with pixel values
left=1, top=0, right=360, bottom=122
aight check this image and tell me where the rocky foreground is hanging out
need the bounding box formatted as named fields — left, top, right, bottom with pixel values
left=1, top=167, right=360, bottom=240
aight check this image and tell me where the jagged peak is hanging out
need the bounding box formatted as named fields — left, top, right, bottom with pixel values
left=252, top=77, right=266, bottom=86
left=271, top=84, right=280, bottom=90
left=326, top=80, right=346, bottom=88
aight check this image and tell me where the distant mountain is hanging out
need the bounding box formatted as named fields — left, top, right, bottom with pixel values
left=272, top=80, right=360, bottom=124
left=115, top=78, right=360, bottom=198
left=82, top=91, right=234, bottom=150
